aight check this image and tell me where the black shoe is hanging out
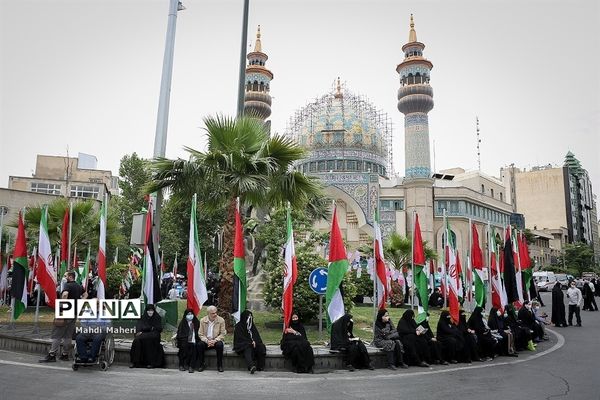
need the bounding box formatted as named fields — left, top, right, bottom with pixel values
left=59, top=353, right=69, bottom=361
left=576, top=324, right=582, bottom=327
left=346, top=364, right=355, bottom=371
left=218, top=366, right=224, bottom=373
left=129, top=363, right=135, bottom=368
left=387, top=364, right=397, bottom=370
left=179, top=366, right=186, bottom=371
left=257, top=367, right=264, bottom=371
left=367, top=363, right=375, bottom=371
left=507, top=353, right=518, bottom=357
left=418, top=361, right=429, bottom=368
left=147, top=365, right=154, bottom=369
left=188, top=366, right=194, bottom=373
left=441, top=360, right=450, bottom=365
left=250, top=366, right=256, bottom=374
left=198, top=364, right=205, bottom=372
left=399, top=363, right=408, bottom=369
left=39, top=354, right=56, bottom=363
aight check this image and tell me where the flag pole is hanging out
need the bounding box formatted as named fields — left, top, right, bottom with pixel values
left=486, top=222, right=492, bottom=311
left=67, top=201, right=73, bottom=274
left=468, top=218, right=473, bottom=312
left=33, top=207, right=48, bottom=335
left=411, top=210, right=416, bottom=311
left=442, top=209, right=447, bottom=309
left=372, top=207, right=377, bottom=334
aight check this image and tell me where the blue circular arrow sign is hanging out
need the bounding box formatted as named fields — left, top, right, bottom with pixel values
left=309, top=267, right=328, bottom=295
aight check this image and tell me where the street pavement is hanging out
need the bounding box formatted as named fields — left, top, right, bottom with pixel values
left=1, top=291, right=599, bottom=400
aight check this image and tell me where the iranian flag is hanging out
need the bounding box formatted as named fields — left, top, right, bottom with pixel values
left=489, top=226, right=504, bottom=311
left=232, top=198, right=246, bottom=323
left=373, top=208, right=388, bottom=310
left=78, top=245, right=91, bottom=291
left=96, top=196, right=107, bottom=299
left=10, top=211, right=29, bottom=320
left=471, top=222, right=486, bottom=308
left=444, top=215, right=460, bottom=324
left=510, top=227, right=524, bottom=305
left=37, top=206, right=57, bottom=308
left=326, top=205, right=349, bottom=327
left=412, top=213, right=428, bottom=321
left=187, top=194, right=208, bottom=316
left=142, top=198, right=161, bottom=304
left=172, top=252, right=178, bottom=280
left=59, top=206, right=70, bottom=280
left=282, top=206, right=298, bottom=330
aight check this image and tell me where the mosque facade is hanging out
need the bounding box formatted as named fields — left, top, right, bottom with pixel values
left=244, top=19, right=513, bottom=260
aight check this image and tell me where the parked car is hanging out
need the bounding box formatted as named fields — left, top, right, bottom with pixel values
left=534, top=271, right=557, bottom=292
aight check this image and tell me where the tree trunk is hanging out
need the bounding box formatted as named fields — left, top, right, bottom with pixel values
left=218, top=198, right=236, bottom=331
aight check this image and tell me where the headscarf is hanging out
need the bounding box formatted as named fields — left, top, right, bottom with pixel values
left=233, top=309, right=263, bottom=353
left=330, top=314, right=353, bottom=351
left=375, top=309, right=388, bottom=329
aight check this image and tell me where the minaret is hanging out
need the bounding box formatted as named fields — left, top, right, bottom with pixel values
left=397, top=14, right=434, bottom=180
left=244, top=25, right=273, bottom=122
left=397, top=15, right=435, bottom=245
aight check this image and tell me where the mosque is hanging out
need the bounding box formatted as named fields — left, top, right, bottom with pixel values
left=243, top=18, right=513, bottom=260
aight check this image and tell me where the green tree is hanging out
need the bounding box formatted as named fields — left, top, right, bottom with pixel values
left=147, top=115, right=322, bottom=322
left=563, top=242, right=596, bottom=277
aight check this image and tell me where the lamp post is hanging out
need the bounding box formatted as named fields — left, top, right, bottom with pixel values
left=152, top=0, right=185, bottom=238
left=236, top=0, right=250, bottom=117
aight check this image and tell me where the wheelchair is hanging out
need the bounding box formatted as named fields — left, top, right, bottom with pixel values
left=72, top=333, right=115, bottom=371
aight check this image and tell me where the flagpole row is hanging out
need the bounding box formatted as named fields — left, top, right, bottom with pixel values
left=67, top=201, right=73, bottom=273
left=411, top=209, right=415, bottom=311
left=468, top=218, right=472, bottom=312
left=442, top=209, right=447, bottom=309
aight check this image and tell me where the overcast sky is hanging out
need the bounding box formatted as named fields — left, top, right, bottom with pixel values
left=1, top=0, right=599, bottom=196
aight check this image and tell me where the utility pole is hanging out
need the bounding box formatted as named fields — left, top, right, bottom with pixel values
left=236, top=0, right=250, bottom=117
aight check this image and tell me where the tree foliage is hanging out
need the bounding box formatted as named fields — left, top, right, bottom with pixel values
left=562, top=242, right=596, bottom=277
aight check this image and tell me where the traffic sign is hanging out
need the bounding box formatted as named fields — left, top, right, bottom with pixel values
left=309, top=267, right=328, bottom=295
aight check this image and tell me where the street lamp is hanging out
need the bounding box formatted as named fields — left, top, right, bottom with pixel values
left=152, top=0, right=185, bottom=238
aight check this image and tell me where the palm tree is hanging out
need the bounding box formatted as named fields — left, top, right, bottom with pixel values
left=384, top=232, right=438, bottom=270
left=147, top=115, right=322, bottom=321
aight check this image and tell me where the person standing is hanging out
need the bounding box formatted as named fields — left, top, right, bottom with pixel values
left=40, top=271, right=83, bottom=362
left=566, top=281, right=583, bottom=327
left=588, top=279, right=599, bottom=310
left=198, top=305, right=227, bottom=372
left=551, top=281, right=568, bottom=327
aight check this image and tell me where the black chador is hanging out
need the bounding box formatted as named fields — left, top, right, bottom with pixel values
left=130, top=304, right=165, bottom=368
left=396, top=309, right=430, bottom=367
left=330, top=314, right=373, bottom=370
left=551, top=282, right=567, bottom=327
left=280, top=313, right=315, bottom=373
left=233, top=310, right=266, bottom=372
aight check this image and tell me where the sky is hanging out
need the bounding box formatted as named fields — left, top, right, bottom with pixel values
left=1, top=0, right=599, bottom=194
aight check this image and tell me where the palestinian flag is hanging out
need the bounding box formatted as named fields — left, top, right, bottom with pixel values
left=503, top=226, right=520, bottom=305
left=59, top=206, right=70, bottom=280
left=518, top=231, right=533, bottom=300
left=471, top=222, right=486, bottom=308
left=187, top=194, right=208, bottom=316
left=232, top=198, right=246, bottom=323
left=96, top=196, right=107, bottom=299
left=326, top=205, right=349, bottom=327
left=489, top=225, right=505, bottom=311
left=374, top=208, right=388, bottom=310
left=444, top=215, right=460, bottom=324
left=510, top=227, right=524, bottom=305
left=142, top=199, right=161, bottom=305
left=11, top=211, right=29, bottom=320
left=412, top=213, right=428, bottom=322
left=282, top=206, right=298, bottom=330
left=37, top=206, right=57, bottom=308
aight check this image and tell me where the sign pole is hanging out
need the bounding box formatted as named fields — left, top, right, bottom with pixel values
left=318, top=294, right=323, bottom=339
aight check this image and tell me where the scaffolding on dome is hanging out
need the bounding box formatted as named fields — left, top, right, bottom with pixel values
left=284, top=79, right=394, bottom=176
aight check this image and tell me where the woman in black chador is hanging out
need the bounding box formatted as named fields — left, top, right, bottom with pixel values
left=176, top=308, right=200, bottom=372
left=373, top=309, right=407, bottom=370
left=233, top=310, right=266, bottom=374
left=467, top=306, right=498, bottom=359
left=551, top=281, right=567, bottom=327
left=457, top=310, right=481, bottom=362
left=396, top=309, right=430, bottom=367
left=130, top=304, right=165, bottom=368
left=330, top=313, right=374, bottom=371
left=488, top=307, right=517, bottom=356
left=280, top=312, right=315, bottom=373
left=436, top=310, right=464, bottom=363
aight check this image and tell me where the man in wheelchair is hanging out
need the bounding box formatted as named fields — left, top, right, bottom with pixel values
left=75, top=300, right=111, bottom=363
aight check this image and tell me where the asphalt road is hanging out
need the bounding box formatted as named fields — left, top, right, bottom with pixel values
left=1, top=292, right=599, bottom=400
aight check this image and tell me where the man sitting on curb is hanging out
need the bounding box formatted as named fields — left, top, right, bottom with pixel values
left=197, top=305, right=226, bottom=372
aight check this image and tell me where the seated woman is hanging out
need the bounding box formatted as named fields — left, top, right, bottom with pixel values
left=488, top=307, right=517, bottom=356
left=436, top=310, right=463, bottom=363
left=130, top=304, right=165, bottom=368
left=330, top=313, right=374, bottom=371
left=233, top=310, right=266, bottom=374
left=457, top=310, right=481, bottom=362
left=467, top=306, right=498, bottom=360
left=396, top=309, right=430, bottom=367
left=373, top=309, right=407, bottom=370
left=280, top=312, right=315, bottom=373
left=418, top=313, right=447, bottom=365
left=428, top=288, right=444, bottom=308
left=506, top=304, right=534, bottom=351
left=176, top=308, right=200, bottom=373
left=518, top=301, right=544, bottom=342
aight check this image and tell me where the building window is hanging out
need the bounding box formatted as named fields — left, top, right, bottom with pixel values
left=31, top=182, right=61, bottom=195
left=491, top=188, right=494, bottom=198
left=500, top=192, right=503, bottom=202
left=481, top=184, right=485, bottom=194
left=347, top=161, right=357, bottom=171
left=70, top=185, right=99, bottom=199
left=394, top=200, right=404, bottom=211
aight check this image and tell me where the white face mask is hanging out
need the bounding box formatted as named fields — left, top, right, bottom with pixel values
left=497, top=310, right=502, bottom=316
left=147, top=311, right=155, bottom=317
left=186, top=314, right=193, bottom=321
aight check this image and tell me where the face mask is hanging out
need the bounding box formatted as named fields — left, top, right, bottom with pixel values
left=426, top=317, right=430, bottom=322
left=534, top=307, right=539, bottom=311
left=497, top=310, right=502, bottom=316
left=186, top=314, right=193, bottom=321
left=504, top=313, right=508, bottom=317
left=147, top=311, right=155, bottom=317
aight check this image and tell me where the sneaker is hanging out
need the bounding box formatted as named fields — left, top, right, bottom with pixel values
left=59, top=353, right=69, bottom=361
left=250, top=366, right=257, bottom=374
left=39, top=354, right=56, bottom=363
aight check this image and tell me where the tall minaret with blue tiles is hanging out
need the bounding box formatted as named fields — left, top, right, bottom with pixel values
left=397, top=15, right=434, bottom=245
left=397, top=14, right=434, bottom=181
left=244, top=25, right=273, bottom=128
